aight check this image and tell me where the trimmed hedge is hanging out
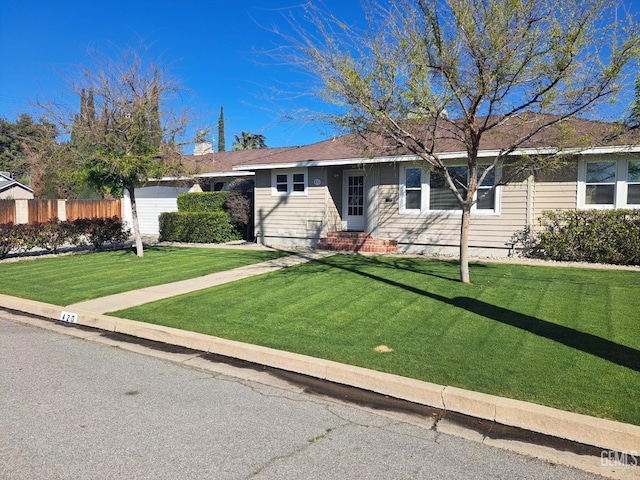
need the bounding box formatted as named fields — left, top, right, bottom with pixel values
left=161, top=191, right=246, bottom=243
left=177, top=192, right=229, bottom=213
left=158, top=212, right=241, bottom=243
left=0, top=217, right=129, bottom=259
left=537, top=209, right=640, bottom=265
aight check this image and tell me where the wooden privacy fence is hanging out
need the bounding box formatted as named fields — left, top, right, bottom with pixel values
left=0, top=200, right=15, bottom=224
left=0, top=199, right=122, bottom=224
left=28, top=200, right=58, bottom=224
left=66, top=200, right=122, bottom=221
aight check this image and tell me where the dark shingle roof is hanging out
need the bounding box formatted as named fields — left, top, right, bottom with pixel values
left=181, top=114, right=640, bottom=173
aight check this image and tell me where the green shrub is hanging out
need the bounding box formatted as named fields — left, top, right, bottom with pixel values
left=0, top=223, right=25, bottom=259
left=537, top=209, right=640, bottom=265
left=177, top=192, right=229, bottom=212
left=31, top=218, right=73, bottom=254
left=72, top=216, right=130, bottom=250
left=0, top=217, right=129, bottom=259
left=159, top=212, right=241, bottom=243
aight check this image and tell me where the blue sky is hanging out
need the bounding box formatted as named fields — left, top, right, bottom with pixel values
left=0, top=0, right=365, bottom=149
left=1, top=1, right=638, bottom=151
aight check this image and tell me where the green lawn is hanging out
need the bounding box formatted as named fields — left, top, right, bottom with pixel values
left=0, top=246, right=290, bottom=305
left=111, top=254, right=640, bottom=426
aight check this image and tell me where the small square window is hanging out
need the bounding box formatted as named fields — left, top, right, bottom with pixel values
left=272, top=170, right=307, bottom=196
left=477, top=189, right=495, bottom=210
left=276, top=174, right=288, bottom=193
left=292, top=173, right=305, bottom=192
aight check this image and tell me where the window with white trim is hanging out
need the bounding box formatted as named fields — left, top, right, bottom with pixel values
left=271, top=169, right=308, bottom=196
left=429, top=166, right=499, bottom=213
left=578, top=158, right=640, bottom=208
left=476, top=167, right=496, bottom=210
left=400, top=166, right=427, bottom=213
left=627, top=160, right=640, bottom=205
left=429, top=166, right=467, bottom=210
left=400, top=164, right=499, bottom=214
left=585, top=161, right=616, bottom=205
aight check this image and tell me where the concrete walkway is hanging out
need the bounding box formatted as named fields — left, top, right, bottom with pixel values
left=67, top=250, right=335, bottom=314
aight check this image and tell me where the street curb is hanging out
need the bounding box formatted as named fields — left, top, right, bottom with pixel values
left=2, top=293, right=639, bottom=454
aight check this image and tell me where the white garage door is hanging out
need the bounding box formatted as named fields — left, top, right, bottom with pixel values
left=123, top=186, right=190, bottom=235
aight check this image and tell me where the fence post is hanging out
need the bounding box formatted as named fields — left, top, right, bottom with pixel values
left=15, top=199, right=28, bottom=224
left=58, top=199, right=67, bottom=221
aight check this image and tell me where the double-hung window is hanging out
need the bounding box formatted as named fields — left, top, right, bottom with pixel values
left=627, top=160, right=640, bottom=206
left=400, top=164, right=499, bottom=214
left=429, top=166, right=467, bottom=211
left=578, top=158, right=640, bottom=208
left=271, top=169, right=308, bottom=196
left=429, top=166, right=498, bottom=213
left=400, top=166, right=426, bottom=213
left=476, top=167, right=496, bottom=210
left=584, top=161, right=616, bottom=205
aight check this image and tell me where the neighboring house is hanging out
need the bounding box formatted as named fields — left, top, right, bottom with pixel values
left=0, top=172, right=34, bottom=199
left=229, top=117, right=640, bottom=256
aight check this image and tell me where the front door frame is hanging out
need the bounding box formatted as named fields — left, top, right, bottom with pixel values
left=342, top=169, right=366, bottom=231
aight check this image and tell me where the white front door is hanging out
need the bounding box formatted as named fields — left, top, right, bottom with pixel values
left=343, top=171, right=365, bottom=231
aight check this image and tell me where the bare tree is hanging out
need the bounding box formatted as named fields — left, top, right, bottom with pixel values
left=285, top=0, right=639, bottom=283
left=42, top=45, right=191, bottom=257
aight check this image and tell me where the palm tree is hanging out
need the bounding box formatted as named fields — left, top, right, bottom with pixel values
left=232, top=131, right=267, bottom=150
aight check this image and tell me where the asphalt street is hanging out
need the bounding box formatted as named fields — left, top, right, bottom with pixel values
left=1, top=315, right=605, bottom=480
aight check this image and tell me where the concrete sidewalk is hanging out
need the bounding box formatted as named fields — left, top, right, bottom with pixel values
left=67, top=250, right=335, bottom=314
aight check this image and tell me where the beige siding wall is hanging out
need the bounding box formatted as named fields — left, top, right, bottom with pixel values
left=254, top=161, right=587, bottom=256
left=375, top=164, right=529, bottom=254
left=533, top=182, right=577, bottom=221
left=255, top=168, right=341, bottom=248
left=532, top=163, right=578, bottom=223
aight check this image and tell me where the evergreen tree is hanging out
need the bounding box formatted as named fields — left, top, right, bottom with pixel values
left=217, top=106, right=226, bottom=152
left=86, top=89, right=96, bottom=124
left=0, top=114, right=58, bottom=190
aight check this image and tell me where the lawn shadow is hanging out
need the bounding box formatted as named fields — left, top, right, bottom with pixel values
left=316, top=256, right=640, bottom=372
left=326, top=254, right=488, bottom=283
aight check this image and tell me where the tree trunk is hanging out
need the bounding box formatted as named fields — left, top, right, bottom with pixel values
left=459, top=206, right=471, bottom=284
left=127, top=185, right=144, bottom=258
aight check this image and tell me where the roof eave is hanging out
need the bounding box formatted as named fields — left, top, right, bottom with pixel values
left=0, top=181, right=34, bottom=193
left=150, top=171, right=255, bottom=182
left=234, top=145, right=640, bottom=171
left=196, top=170, right=255, bottom=178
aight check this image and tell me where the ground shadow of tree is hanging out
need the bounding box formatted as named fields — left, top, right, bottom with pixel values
left=315, top=255, right=640, bottom=372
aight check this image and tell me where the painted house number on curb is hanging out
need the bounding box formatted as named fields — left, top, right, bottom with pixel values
left=60, top=311, right=78, bottom=323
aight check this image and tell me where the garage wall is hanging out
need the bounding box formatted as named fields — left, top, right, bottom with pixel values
left=122, top=185, right=191, bottom=235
